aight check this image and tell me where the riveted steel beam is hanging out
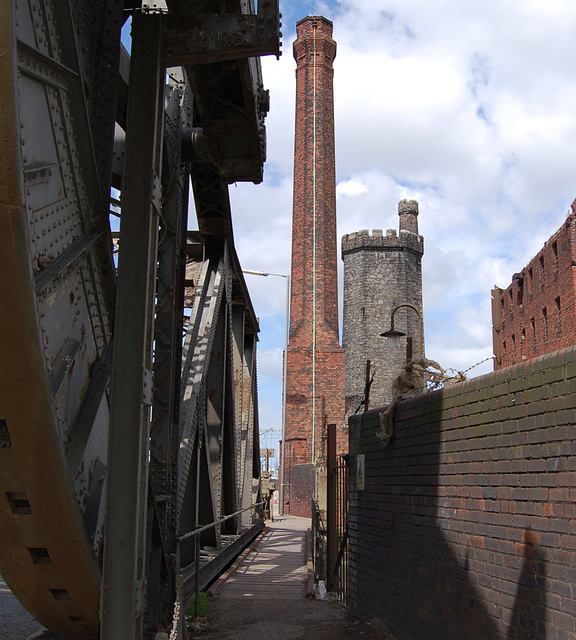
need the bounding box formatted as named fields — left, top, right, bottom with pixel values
left=164, top=12, right=280, bottom=66
left=1, top=1, right=270, bottom=637
left=168, top=0, right=281, bottom=183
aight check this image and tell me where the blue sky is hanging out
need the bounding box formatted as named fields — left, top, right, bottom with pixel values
left=223, top=0, right=576, bottom=471
left=119, top=2, right=576, bottom=471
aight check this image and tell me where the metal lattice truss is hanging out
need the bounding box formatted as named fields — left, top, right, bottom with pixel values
left=0, top=0, right=280, bottom=638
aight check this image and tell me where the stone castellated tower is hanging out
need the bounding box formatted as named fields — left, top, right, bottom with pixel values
left=283, top=16, right=346, bottom=517
left=342, top=200, right=424, bottom=414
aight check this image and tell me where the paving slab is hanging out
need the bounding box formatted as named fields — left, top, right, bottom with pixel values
left=191, top=516, right=386, bottom=640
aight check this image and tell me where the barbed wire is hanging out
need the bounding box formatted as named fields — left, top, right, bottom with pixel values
left=461, top=356, right=494, bottom=375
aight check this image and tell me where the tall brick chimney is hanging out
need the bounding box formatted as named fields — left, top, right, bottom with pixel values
left=282, top=16, right=346, bottom=517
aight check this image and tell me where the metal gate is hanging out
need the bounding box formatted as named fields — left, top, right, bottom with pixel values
left=327, top=423, right=349, bottom=605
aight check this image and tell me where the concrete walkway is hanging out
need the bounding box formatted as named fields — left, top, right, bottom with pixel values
left=192, top=516, right=381, bottom=640
left=214, top=515, right=311, bottom=599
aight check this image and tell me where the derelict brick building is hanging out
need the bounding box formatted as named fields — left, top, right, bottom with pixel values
left=342, top=200, right=424, bottom=413
left=492, top=201, right=576, bottom=368
left=283, top=16, right=345, bottom=517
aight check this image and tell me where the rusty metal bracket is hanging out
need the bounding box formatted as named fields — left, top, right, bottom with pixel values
left=163, top=0, right=281, bottom=65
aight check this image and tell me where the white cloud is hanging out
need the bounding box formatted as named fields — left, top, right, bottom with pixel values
left=337, top=178, right=369, bottom=199
left=256, top=347, right=284, bottom=383
left=227, top=0, right=576, bottom=430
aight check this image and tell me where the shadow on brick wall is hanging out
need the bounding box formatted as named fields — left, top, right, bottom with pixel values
left=507, top=533, right=547, bottom=640
left=348, top=397, right=550, bottom=640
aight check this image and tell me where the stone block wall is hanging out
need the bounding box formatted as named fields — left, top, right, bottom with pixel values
left=348, top=346, right=576, bottom=639
left=342, top=201, right=424, bottom=414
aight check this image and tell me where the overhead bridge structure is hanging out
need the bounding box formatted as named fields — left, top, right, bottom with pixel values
left=0, top=1, right=281, bottom=638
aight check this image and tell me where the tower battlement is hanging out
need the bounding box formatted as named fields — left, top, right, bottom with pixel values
left=342, top=200, right=424, bottom=256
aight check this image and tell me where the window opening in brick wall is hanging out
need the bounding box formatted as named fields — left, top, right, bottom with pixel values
left=553, top=243, right=559, bottom=278
left=539, top=255, right=545, bottom=290
left=542, top=307, right=548, bottom=342
left=516, top=278, right=524, bottom=307
left=528, top=267, right=533, bottom=295
left=512, top=333, right=516, bottom=349
left=555, top=296, right=561, bottom=334
left=530, top=317, right=535, bottom=342
left=502, top=340, right=506, bottom=353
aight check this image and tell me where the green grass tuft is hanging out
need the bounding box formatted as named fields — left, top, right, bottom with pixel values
left=186, top=590, right=208, bottom=619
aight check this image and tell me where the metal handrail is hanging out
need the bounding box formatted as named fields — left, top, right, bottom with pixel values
left=179, top=499, right=266, bottom=622
left=178, top=499, right=266, bottom=542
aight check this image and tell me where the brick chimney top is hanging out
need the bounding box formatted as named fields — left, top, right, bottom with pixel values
left=294, top=15, right=336, bottom=63
left=296, top=15, right=334, bottom=34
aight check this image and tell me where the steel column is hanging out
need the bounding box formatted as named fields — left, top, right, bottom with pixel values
left=146, top=74, right=191, bottom=632
left=101, top=12, right=165, bottom=640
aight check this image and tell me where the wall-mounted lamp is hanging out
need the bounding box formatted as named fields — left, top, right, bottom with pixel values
left=380, top=303, right=424, bottom=358
left=380, top=327, right=406, bottom=349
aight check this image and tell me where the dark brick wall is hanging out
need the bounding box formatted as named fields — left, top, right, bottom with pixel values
left=493, top=205, right=576, bottom=368
left=284, top=16, right=346, bottom=518
left=348, top=346, right=576, bottom=639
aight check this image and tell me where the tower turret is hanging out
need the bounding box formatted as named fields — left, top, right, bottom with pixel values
left=399, top=198, right=419, bottom=235
left=342, top=201, right=425, bottom=414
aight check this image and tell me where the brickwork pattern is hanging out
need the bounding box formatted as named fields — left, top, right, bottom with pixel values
left=342, top=200, right=424, bottom=414
left=283, top=463, right=315, bottom=517
left=286, top=347, right=347, bottom=460
left=347, top=346, right=576, bottom=639
left=493, top=206, right=576, bottom=368
left=290, top=16, right=339, bottom=348
left=284, top=16, right=345, bottom=518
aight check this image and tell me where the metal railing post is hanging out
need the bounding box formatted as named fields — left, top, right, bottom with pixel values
left=326, top=423, right=337, bottom=593
left=194, top=534, right=200, bottom=620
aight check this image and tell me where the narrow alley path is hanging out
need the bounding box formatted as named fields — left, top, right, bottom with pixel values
left=192, top=516, right=382, bottom=640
